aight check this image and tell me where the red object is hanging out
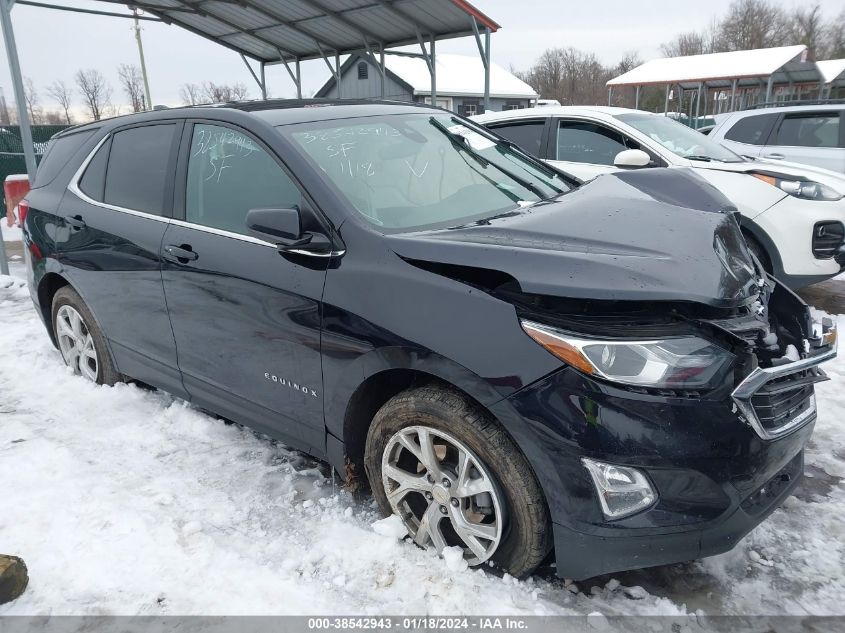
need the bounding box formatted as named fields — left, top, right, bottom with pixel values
left=17, top=199, right=30, bottom=228
left=4, top=175, right=30, bottom=227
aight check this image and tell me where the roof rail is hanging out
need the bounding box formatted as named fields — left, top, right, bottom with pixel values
left=746, top=98, right=845, bottom=110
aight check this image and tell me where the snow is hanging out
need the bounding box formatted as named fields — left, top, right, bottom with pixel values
left=1, top=220, right=22, bottom=243
left=817, top=59, right=845, bottom=85
left=607, top=45, right=808, bottom=87
left=382, top=54, right=538, bottom=99
left=0, top=265, right=844, bottom=616
left=372, top=515, right=408, bottom=540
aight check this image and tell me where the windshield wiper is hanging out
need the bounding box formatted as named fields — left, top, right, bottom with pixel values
left=685, top=154, right=728, bottom=163
left=428, top=117, right=550, bottom=200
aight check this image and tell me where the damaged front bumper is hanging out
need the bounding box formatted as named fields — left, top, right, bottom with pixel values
left=504, top=298, right=837, bottom=580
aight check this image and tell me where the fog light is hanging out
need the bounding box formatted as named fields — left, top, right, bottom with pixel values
left=582, top=458, right=657, bottom=519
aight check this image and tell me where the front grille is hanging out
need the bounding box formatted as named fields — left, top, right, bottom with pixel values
left=732, top=356, right=832, bottom=440
left=812, top=221, right=844, bottom=259
left=750, top=371, right=817, bottom=432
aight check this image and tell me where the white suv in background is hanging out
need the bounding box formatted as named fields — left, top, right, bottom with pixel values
left=473, top=106, right=845, bottom=288
left=708, top=104, right=844, bottom=174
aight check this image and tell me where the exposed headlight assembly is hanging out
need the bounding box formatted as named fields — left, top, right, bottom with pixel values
left=752, top=173, right=843, bottom=201
left=521, top=320, right=734, bottom=390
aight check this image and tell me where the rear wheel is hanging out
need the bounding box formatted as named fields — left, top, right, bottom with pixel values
left=51, top=286, right=120, bottom=385
left=365, top=386, right=552, bottom=577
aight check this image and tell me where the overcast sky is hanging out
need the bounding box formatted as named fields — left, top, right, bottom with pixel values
left=0, top=0, right=842, bottom=116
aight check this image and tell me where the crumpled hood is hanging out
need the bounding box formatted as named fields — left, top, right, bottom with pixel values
left=387, top=168, right=760, bottom=308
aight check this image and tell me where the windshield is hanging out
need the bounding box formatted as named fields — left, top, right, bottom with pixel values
left=280, top=113, right=573, bottom=230
left=615, top=113, right=743, bottom=163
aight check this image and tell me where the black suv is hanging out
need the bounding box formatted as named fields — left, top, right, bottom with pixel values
left=22, top=101, right=837, bottom=580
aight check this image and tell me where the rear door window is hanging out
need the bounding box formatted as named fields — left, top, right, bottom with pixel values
left=773, top=113, right=840, bottom=148
left=103, top=124, right=177, bottom=215
left=724, top=113, right=778, bottom=145
left=556, top=120, right=630, bottom=165
left=487, top=120, right=545, bottom=157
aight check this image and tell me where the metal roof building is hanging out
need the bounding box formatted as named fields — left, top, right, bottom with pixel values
left=606, top=45, right=826, bottom=121
left=0, top=0, right=502, bottom=273
left=818, top=59, right=845, bottom=97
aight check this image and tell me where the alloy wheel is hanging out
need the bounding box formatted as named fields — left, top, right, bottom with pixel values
left=56, top=305, right=99, bottom=382
left=381, top=425, right=504, bottom=565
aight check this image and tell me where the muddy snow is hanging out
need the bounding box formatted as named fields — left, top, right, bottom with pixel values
left=1, top=265, right=843, bottom=616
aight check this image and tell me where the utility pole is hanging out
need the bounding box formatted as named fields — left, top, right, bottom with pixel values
left=133, top=8, right=152, bottom=110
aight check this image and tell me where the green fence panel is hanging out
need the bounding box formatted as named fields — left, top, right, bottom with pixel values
left=0, top=124, right=72, bottom=207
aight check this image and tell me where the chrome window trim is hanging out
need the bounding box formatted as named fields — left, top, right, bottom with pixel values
left=731, top=345, right=837, bottom=440
left=67, top=133, right=344, bottom=256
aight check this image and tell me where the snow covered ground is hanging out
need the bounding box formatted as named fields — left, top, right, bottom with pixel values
left=1, top=221, right=23, bottom=243
left=1, top=263, right=844, bottom=617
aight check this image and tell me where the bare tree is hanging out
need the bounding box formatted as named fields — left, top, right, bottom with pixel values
left=789, top=4, right=826, bottom=58
left=179, top=82, right=203, bottom=106
left=117, top=64, right=145, bottom=112
left=75, top=69, right=112, bottom=121
left=716, top=0, right=791, bottom=51
left=517, top=48, right=614, bottom=106
left=46, top=80, right=73, bottom=124
left=821, top=8, right=845, bottom=59
left=201, top=81, right=250, bottom=103
left=661, top=31, right=713, bottom=57
left=23, top=77, right=42, bottom=124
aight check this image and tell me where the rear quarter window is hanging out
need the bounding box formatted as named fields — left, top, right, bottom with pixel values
left=32, top=129, right=97, bottom=188
left=723, top=113, right=778, bottom=145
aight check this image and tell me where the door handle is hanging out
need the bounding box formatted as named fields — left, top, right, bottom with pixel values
left=764, top=153, right=785, bottom=160
left=64, top=215, right=86, bottom=230
left=162, top=244, right=199, bottom=263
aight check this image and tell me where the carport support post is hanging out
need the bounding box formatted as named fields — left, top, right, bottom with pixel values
left=634, top=85, right=640, bottom=110
left=295, top=59, right=302, bottom=99
left=607, top=86, right=612, bottom=106
left=260, top=62, right=266, bottom=99
left=380, top=49, right=385, bottom=98
left=730, top=78, right=737, bottom=112
left=0, top=0, right=37, bottom=182
left=765, top=74, right=774, bottom=104
left=663, top=84, right=669, bottom=114
left=430, top=35, right=436, bottom=105
left=695, top=82, right=702, bottom=129
left=483, top=27, right=490, bottom=112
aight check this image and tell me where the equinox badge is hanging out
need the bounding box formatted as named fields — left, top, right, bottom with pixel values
left=264, top=373, right=318, bottom=398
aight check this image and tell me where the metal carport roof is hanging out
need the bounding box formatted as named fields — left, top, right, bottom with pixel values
left=606, top=45, right=817, bottom=90
left=114, top=0, right=499, bottom=64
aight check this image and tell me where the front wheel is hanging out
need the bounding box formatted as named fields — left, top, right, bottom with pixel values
left=365, top=386, right=552, bottom=577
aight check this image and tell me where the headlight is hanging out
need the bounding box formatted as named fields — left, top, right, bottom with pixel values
left=521, top=320, right=734, bottom=390
left=752, top=173, right=843, bottom=201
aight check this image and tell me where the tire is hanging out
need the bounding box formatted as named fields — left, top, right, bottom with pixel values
left=365, top=385, right=552, bottom=578
left=51, top=286, right=121, bottom=386
left=743, top=232, right=772, bottom=274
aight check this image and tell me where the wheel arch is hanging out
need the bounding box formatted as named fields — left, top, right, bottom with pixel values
left=337, top=362, right=555, bottom=518
left=739, top=217, right=782, bottom=276
left=37, top=272, right=71, bottom=347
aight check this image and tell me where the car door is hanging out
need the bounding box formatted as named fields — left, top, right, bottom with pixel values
left=485, top=118, right=548, bottom=159
left=762, top=111, right=845, bottom=172
left=58, top=121, right=187, bottom=397
left=160, top=121, right=329, bottom=452
left=548, top=119, right=639, bottom=180
left=716, top=112, right=780, bottom=160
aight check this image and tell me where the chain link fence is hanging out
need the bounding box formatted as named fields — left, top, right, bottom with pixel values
left=0, top=124, right=71, bottom=206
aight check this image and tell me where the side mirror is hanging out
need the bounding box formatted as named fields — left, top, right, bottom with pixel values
left=246, top=207, right=310, bottom=246
left=246, top=207, right=336, bottom=257
left=613, top=149, right=651, bottom=169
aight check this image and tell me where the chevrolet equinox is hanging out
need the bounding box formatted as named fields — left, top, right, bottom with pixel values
left=22, top=101, right=838, bottom=580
